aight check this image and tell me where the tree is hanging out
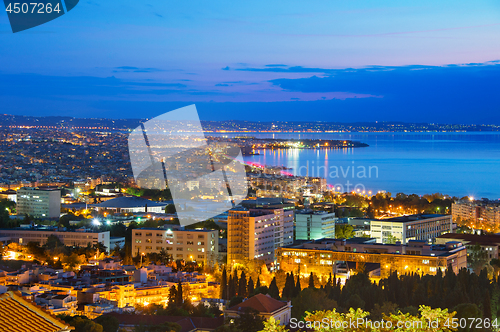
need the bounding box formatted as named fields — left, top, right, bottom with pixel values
left=384, top=234, right=398, bottom=244
left=94, top=315, right=119, bottom=332
left=134, top=321, right=181, bottom=332
left=291, top=288, right=337, bottom=320
left=62, top=253, right=82, bottom=271
left=169, top=286, right=177, bottom=307
left=303, top=305, right=456, bottom=332
left=176, top=282, right=183, bottom=305
left=0, top=199, right=14, bottom=228
left=45, top=234, right=63, bottom=250
left=229, top=296, right=244, bottom=308
left=335, top=225, right=355, bottom=239
left=64, top=316, right=103, bottom=332
left=248, top=277, right=255, bottom=296
left=228, top=275, right=236, bottom=299
left=281, top=273, right=295, bottom=300
left=238, top=271, right=247, bottom=297
left=469, top=243, right=489, bottom=273
left=221, top=269, right=228, bottom=300
left=233, top=308, right=265, bottom=332
left=293, top=277, right=301, bottom=298
left=308, top=272, right=315, bottom=289
left=258, top=317, right=288, bottom=332
left=268, top=277, right=279, bottom=299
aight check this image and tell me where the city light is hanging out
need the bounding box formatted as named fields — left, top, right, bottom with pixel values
left=92, top=219, right=100, bottom=226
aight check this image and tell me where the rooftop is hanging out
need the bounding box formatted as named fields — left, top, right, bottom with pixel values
left=380, top=214, right=449, bottom=223
left=0, top=291, right=72, bottom=332
left=92, top=196, right=168, bottom=208
left=227, top=293, right=288, bottom=313
left=438, top=233, right=500, bottom=245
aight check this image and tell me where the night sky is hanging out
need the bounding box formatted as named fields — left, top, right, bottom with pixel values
left=1, top=0, right=500, bottom=123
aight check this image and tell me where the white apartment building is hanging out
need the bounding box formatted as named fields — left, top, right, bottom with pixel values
left=0, top=228, right=110, bottom=252
left=227, top=207, right=294, bottom=265
left=132, top=228, right=219, bottom=266
left=295, top=210, right=336, bottom=240
left=17, top=187, right=61, bottom=219
left=370, top=214, right=453, bottom=244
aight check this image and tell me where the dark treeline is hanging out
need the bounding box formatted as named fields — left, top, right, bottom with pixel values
left=222, top=267, right=499, bottom=325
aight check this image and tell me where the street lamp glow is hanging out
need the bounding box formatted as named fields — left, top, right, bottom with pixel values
left=92, top=219, right=100, bottom=226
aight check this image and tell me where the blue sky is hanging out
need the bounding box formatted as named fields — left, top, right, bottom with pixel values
left=1, top=0, right=500, bottom=123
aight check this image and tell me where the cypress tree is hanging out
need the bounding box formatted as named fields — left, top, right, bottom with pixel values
left=282, top=273, right=290, bottom=299
left=233, top=269, right=239, bottom=290
left=256, top=276, right=261, bottom=288
left=324, top=273, right=333, bottom=295
left=293, top=277, right=301, bottom=298
left=308, top=272, right=315, bottom=289
left=238, top=271, right=247, bottom=297
left=221, top=268, right=228, bottom=300
left=269, top=277, right=280, bottom=299
left=248, top=277, right=255, bottom=296
left=169, top=285, right=177, bottom=306
left=228, top=275, right=235, bottom=299
left=176, top=281, right=183, bottom=304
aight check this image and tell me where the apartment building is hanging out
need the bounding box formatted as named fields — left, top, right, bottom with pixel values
left=0, top=227, right=110, bottom=252
left=452, top=200, right=500, bottom=224
left=17, top=187, right=61, bottom=218
left=370, top=214, right=453, bottom=244
left=132, top=228, right=219, bottom=266
left=227, top=207, right=294, bottom=265
left=295, top=210, right=336, bottom=240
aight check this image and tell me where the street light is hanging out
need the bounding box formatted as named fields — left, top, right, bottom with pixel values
left=140, top=252, right=145, bottom=266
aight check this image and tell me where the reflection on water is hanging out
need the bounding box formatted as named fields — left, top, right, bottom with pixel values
left=213, top=132, right=500, bottom=198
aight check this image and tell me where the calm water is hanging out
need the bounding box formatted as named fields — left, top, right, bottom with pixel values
left=220, top=132, right=500, bottom=199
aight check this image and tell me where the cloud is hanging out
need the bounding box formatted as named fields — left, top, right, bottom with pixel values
left=231, top=65, right=338, bottom=73
left=0, top=74, right=188, bottom=99
left=114, top=66, right=166, bottom=73
left=2, top=61, right=500, bottom=124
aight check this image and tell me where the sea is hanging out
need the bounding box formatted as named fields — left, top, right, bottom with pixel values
left=217, top=132, right=500, bottom=199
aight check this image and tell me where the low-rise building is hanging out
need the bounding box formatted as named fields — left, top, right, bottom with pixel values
left=132, top=228, right=219, bottom=267
left=92, top=196, right=168, bottom=213
left=276, top=237, right=467, bottom=279
left=225, top=293, right=292, bottom=326
left=370, top=214, right=453, bottom=244
left=0, top=227, right=110, bottom=253
left=436, top=233, right=500, bottom=260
